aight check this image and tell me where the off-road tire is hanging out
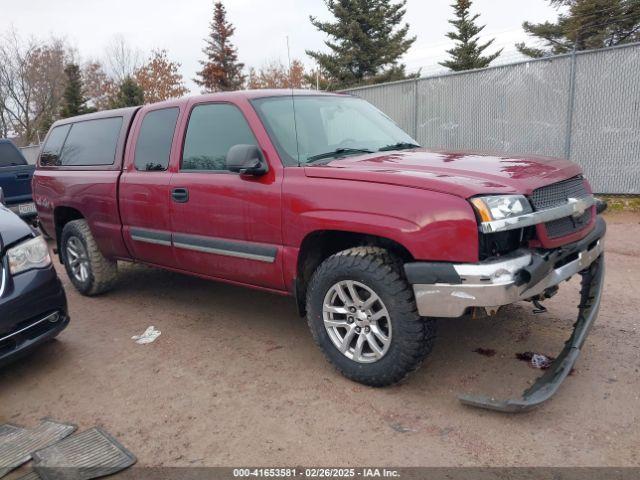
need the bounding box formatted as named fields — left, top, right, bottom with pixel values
left=60, top=219, right=117, bottom=296
left=306, top=246, right=436, bottom=387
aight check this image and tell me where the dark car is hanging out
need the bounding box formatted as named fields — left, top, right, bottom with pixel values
left=0, top=190, right=68, bottom=367
left=0, top=139, right=37, bottom=223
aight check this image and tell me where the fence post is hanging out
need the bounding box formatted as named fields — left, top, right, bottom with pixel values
left=413, top=78, right=419, bottom=141
left=564, top=48, right=578, bottom=159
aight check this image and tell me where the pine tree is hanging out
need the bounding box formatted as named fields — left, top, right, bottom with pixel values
left=110, top=76, right=144, bottom=108
left=306, top=0, right=417, bottom=90
left=439, top=0, right=501, bottom=71
left=517, top=0, right=640, bottom=58
left=195, top=1, right=246, bottom=92
left=60, top=63, right=90, bottom=118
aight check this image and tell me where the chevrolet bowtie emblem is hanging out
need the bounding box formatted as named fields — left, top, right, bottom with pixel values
left=568, top=197, right=587, bottom=218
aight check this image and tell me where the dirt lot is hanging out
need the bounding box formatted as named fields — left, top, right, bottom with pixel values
left=1, top=212, right=638, bottom=468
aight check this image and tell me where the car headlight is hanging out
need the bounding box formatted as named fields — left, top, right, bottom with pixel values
left=7, top=236, right=52, bottom=275
left=470, top=195, right=533, bottom=222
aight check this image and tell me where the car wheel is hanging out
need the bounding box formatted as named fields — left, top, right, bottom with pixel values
left=306, top=246, right=436, bottom=387
left=60, top=219, right=117, bottom=296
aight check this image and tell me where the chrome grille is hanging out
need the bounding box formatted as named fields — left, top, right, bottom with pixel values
left=545, top=209, right=592, bottom=238
left=529, top=176, right=592, bottom=239
left=530, top=176, right=589, bottom=210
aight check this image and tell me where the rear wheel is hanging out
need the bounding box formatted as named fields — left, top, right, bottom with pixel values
left=60, top=219, right=117, bottom=296
left=306, top=246, right=436, bottom=387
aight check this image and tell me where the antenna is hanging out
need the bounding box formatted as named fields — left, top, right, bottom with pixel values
left=286, top=36, right=301, bottom=166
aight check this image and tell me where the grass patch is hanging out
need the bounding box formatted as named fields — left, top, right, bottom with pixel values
left=596, top=195, right=640, bottom=212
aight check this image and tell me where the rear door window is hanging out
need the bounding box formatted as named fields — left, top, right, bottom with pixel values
left=134, top=108, right=179, bottom=171
left=60, top=117, right=123, bottom=166
left=39, top=124, right=71, bottom=166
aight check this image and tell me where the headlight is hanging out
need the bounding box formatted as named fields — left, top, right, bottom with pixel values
left=7, top=236, right=51, bottom=275
left=471, top=195, right=533, bottom=222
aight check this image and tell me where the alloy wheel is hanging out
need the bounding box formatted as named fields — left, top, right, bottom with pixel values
left=66, top=236, right=90, bottom=283
left=322, top=280, right=392, bottom=363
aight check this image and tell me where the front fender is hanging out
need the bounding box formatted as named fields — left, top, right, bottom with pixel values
left=283, top=170, right=479, bottom=263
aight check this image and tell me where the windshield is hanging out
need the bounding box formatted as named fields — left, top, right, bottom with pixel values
left=251, top=95, right=418, bottom=166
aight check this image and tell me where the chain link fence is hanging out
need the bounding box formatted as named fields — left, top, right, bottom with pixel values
left=344, top=42, right=640, bottom=194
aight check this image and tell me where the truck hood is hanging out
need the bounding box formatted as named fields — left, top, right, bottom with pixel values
left=0, top=205, right=33, bottom=251
left=304, top=149, right=583, bottom=198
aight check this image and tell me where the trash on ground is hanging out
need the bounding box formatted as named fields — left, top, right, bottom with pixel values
left=389, top=422, right=415, bottom=433
left=131, top=326, right=161, bottom=345
left=473, top=347, right=496, bottom=357
left=515, top=351, right=555, bottom=369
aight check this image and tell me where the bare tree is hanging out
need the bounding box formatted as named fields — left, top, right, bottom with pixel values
left=134, top=49, right=189, bottom=103
left=104, top=34, right=142, bottom=82
left=0, top=30, right=35, bottom=143
left=247, top=58, right=310, bottom=89
left=27, top=38, right=70, bottom=137
left=0, top=89, right=9, bottom=138
left=0, top=30, right=70, bottom=144
left=82, top=60, right=117, bottom=110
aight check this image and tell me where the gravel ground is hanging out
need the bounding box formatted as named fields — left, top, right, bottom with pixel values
left=0, top=212, right=638, bottom=468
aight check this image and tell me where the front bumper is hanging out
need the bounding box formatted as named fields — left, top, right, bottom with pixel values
left=406, top=217, right=605, bottom=318
left=404, top=217, right=606, bottom=412
left=0, top=261, right=69, bottom=367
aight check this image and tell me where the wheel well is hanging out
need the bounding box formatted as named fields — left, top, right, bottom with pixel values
left=54, top=206, right=84, bottom=254
left=295, top=230, right=414, bottom=316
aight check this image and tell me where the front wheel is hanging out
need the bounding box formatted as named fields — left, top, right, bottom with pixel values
left=60, top=219, right=117, bottom=296
left=306, top=247, right=436, bottom=387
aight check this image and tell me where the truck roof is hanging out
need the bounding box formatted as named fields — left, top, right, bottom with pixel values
left=50, top=106, right=140, bottom=128
left=49, top=89, right=345, bottom=128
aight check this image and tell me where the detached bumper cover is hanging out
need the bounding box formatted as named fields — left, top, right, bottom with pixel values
left=459, top=252, right=604, bottom=412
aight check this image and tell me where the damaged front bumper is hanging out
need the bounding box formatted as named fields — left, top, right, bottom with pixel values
left=406, top=217, right=605, bottom=318
left=404, top=216, right=606, bottom=412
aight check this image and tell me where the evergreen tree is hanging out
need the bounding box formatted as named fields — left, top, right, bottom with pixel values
left=110, top=76, right=144, bottom=108
left=306, top=0, right=417, bottom=90
left=60, top=63, right=90, bottom=118
left=517, top=0, right=640, bottom=58
left=439, top=0, right=502, bottom=71
left=195, top=1, right=246, bottom=92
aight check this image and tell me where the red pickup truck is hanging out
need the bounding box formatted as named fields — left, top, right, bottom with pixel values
left=33, top=90, right=606, bottom=412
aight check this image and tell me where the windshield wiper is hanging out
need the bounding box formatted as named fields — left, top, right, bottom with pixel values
left=378, top=142, right=421, bottom=152
left=306, top=148, right=374, bottom=164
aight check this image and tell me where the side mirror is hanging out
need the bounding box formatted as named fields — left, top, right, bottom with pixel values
left=226, top=144, right=268, bottom=176
left=0, top=187, right=5, bottom=205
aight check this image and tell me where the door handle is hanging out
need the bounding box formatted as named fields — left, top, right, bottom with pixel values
left=171, top=187, right=189, bottom=203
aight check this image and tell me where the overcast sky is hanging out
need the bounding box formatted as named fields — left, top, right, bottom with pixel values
left=2, top=0, right=559, bottom=92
